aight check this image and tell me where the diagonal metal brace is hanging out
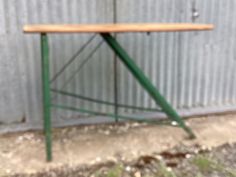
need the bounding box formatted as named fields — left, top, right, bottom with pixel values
left=100, top=33, right=196, bottom=139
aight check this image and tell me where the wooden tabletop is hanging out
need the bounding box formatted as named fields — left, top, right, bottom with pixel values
left=23, top=23, right=214, bottom=33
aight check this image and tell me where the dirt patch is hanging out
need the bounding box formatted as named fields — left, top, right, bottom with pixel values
left=0, top=114, right=236, bottom=176
left=3, top=143, right=236, bottom=177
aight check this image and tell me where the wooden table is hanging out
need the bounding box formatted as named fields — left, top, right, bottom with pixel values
left=24, top=23, right=214, bottom=161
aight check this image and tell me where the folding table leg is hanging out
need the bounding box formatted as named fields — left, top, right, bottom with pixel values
left=40, top=33, right=52, bottom=161
left=100, top=33, right=196, bottom=139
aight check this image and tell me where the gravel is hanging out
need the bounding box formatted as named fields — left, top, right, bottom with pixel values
left=6, top=142, right=236, bottom=177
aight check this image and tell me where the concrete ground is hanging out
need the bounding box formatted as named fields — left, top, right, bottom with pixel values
left=0, top=114, right=236, bottom=176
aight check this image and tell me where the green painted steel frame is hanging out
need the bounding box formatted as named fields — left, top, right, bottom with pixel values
left=40, top=32, right=196, bottom=162
left=100, top=33, right=195, bottom=139
left=41, top=33, right=52, bottom=161
left=51, top=104, right=170, bottom=124
left=51, top=88, right=161, bottom=112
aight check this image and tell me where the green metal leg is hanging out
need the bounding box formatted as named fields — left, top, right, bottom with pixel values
left=41, top=33, right=52, bottom=161
left=100, top=33, right=196, bottom=139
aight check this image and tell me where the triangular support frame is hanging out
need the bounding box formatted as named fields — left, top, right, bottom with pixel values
left=100, top=33, right=196, bottom=139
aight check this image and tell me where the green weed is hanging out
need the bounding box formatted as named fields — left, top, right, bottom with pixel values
left=155, top=162, right=177, bottom=177
left=192, top=155, right=236, bottom=177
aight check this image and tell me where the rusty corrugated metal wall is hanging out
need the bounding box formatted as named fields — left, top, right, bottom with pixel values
left=0, top=0, right=236, bottom=132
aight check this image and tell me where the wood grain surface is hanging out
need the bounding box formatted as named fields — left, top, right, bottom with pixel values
left=23, top=23, right=214, bottom=33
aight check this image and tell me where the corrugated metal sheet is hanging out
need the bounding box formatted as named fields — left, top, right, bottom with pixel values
left=116, top=0, right=236, bottom=114
left=0, top=0, right=115, bottom=126
left=1, top=0, right=236, bottom=131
